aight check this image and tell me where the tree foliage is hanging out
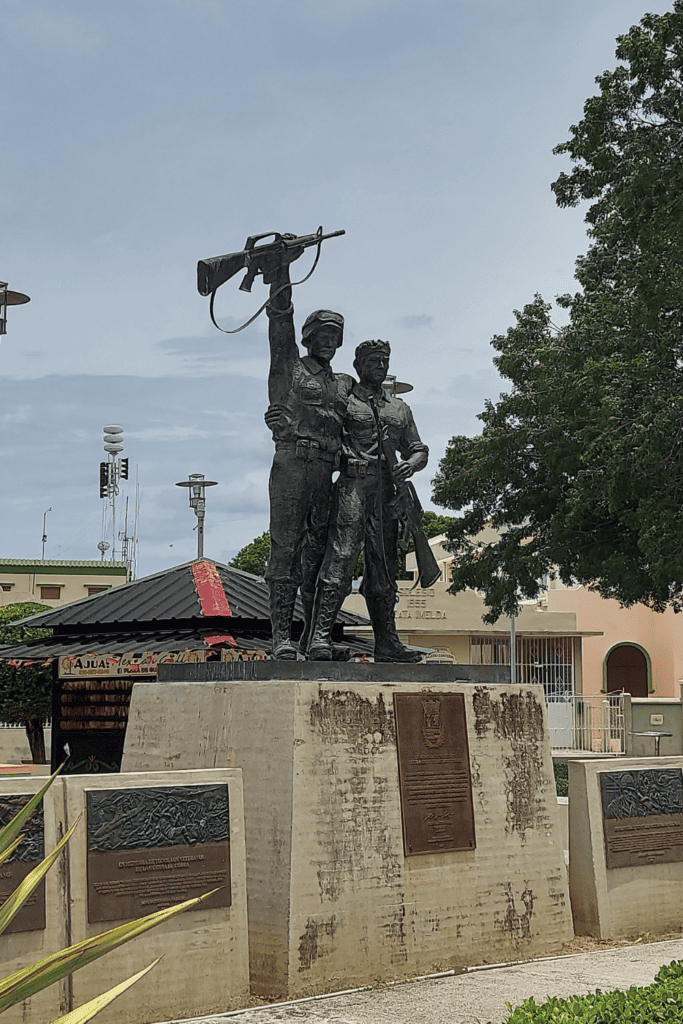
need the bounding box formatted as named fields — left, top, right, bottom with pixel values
left=433, top=3, right=683, bottom=621
left=229, top=531, right=271, bottom=577
left=0, top=603, right=52, bottom=763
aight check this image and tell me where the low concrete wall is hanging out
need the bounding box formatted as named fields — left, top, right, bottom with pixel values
left=0, top=769, right=249, bottom=1024
left=569, top=756, right=683, bottom=939
left=123, top=671, right=573, bottom=999
left=557, top=796, right=568, bottom=855
left=0, top=726, right=51, bottom=766
left=0, top=777, right=64, bottom=1024
left=629, top=698, right=682, bottom=757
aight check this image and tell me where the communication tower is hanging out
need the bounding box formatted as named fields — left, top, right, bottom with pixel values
left=98, top=425, right=138, bottom=579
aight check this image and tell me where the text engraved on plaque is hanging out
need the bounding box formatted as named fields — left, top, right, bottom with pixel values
left=394, top=692, right=476, bottom=856
left=600, top=768, right=683, bottom=870
left=87, top=784, right=231, bottom=923
left=0, top=795, right=46, bottom=932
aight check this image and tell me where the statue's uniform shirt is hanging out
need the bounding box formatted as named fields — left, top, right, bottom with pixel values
left=319, top=382, right=429, bottom=593
left=265, top=302, right=352, bottom=586
left=272, top=355, right=352, bottom=454
left=339, top=383, right=428, bottom=470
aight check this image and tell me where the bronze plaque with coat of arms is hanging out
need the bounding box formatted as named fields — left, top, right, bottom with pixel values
left=393, top=692, right=476, bottom=856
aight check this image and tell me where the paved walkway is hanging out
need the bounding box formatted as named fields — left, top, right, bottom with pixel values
left=156, top=938, right=683, bottom=1024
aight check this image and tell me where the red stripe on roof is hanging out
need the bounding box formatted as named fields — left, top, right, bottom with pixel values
left=191, top=561, right=233, bottom=617
left=204, top=634, right=237, bottom=647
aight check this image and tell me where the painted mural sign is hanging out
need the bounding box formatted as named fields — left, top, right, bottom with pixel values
left=59, top=649, right=208, bottom=678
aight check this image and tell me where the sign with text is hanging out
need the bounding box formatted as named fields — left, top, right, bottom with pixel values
left=0, top=795, right=45, bottom=932
left=394, top=692, right=476, bottom=856
left=86, top=784, right=231, bottom=922
left=600, top=768, right=683, bottom=869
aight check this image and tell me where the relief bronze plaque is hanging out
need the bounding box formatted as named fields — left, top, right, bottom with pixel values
left=600, top=768, right=683, bottom=869
left=394, top=692, right=476, bottom=856
left=0, top=795, right=45, bottom=932
left=87, top=784, right=231, bottom=923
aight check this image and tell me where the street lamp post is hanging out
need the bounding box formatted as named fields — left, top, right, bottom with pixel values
left=42, top=507, right=52, bottom=561
left=175, top=474, right=218, bottom=559
left=0, top=283, right=31, bottom=336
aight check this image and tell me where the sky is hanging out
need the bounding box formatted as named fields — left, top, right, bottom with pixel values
left=1, top=0, right=674, bottom=579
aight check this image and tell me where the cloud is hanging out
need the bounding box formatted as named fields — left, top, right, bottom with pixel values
left=1, top=404, right=32, bottom=425
left=397, top=315, right=434, bottom=330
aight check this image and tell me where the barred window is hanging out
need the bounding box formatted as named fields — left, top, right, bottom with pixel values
left=469, top=636, right=574, bottom=698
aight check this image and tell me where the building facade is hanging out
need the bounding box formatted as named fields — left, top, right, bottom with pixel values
left=377, top=532, right=683, bottom=699
left=0, top=560, right=128, bottom=608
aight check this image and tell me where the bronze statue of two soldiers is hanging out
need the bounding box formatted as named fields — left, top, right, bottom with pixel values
left=197, top=229, right=438, bottom=662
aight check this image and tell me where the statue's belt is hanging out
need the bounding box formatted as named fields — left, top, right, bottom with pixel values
left=276, top=440, right=336, bottom=463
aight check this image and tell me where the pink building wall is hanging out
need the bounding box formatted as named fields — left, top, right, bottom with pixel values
left=546, top=586, right=683, bottom=697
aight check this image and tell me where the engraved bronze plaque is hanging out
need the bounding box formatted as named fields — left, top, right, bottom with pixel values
left=87, top=784, right=231, bottom=923
left=600, top=769, right=683, bottom=869
left=394, top=692, right=476, bottom=856
left=0, top=796, right=46, bottom=932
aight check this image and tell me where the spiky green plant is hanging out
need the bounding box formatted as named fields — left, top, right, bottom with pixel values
left=0, top=767, right=217, bottom=1023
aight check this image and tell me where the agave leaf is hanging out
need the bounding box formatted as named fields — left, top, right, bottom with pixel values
left=0, top=833, right=24, bottom=869
left=49, top=958, right=162, bottom=1024
left=0, top=814, right=81, bottom=936
left=0, top=763, right=64, bottom=859
left=0, top=889, right=220, bottom=1012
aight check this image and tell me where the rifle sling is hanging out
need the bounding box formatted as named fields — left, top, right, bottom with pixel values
left=208, top=229, right=325, bottom=334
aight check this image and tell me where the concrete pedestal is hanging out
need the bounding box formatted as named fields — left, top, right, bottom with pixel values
left=0, top=770, right=249, bottom=1024
left=570, top=756, right=683, bottom=939
left=122, top=664, right=573, bottom=998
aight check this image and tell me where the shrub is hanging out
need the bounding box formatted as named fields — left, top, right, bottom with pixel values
left=554, top=762, right=568, bottom=797
left=491, top=959, right=683, bottom=1022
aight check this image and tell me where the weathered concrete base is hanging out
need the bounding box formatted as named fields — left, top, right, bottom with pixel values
left=569, top=756, right=683, bottom=939
left=0, top=777, right=63, bottom=1024
left=123, top=670, right=573, bottom=999
left=65, top=769, right=249, bottom=1024
left=0, top=769, right=249, bottom=1024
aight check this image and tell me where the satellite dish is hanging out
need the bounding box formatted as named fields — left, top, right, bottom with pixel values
left=103, top=425, right=123, bottom=434
left=104, top=443, right=124, bottom=453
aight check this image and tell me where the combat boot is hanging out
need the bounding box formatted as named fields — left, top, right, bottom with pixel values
left=366, top=592, right=423, bottom=664
left=307, top=584, right=347, bottom=661
left=269, top=580, right=299, bottom=661
left=297, top=585, right=315, bottom=655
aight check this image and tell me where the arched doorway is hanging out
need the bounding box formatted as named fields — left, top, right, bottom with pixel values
left=606, top=644, right=649, bottom=697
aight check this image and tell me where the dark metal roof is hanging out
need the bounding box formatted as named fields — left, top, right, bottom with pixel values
left=13, top=559, right=368, bottom=629
left=0, top=628, right=379, bottom=661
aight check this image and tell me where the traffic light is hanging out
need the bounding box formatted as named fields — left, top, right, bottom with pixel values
left=99, top=462, right=110, bottom=499
left=119, top=457, right=129, bottom=480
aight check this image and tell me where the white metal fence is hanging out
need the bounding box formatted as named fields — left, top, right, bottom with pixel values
left=546, top=693, right=625, bottom=753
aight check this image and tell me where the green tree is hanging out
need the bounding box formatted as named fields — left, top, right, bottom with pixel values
left=433, top=4, right=683, bottom=621
left=229, top=531, right=271, bottom=577
left=395, top=511, right=454, bottom=580
left=0, top=603, right=52, bottom=764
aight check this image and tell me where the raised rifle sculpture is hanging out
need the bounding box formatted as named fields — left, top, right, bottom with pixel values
left=198, top=227, right=345, bottom=333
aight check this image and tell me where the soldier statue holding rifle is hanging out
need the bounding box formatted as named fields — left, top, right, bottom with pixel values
left=197, top=228, right=438, bottom=661
left=307, top=339, right=435, bottom=662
